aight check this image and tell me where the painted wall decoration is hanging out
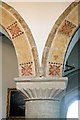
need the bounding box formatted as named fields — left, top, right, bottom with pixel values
left=59, top=20, right=76, bottom=37
left=0, top=1, right=79, bottom=78
left=0, top=2, right=39, bottom=77
left=48, top=62, right=62, bottom=76
left=7, top=21, right=24, bottom=39
left=20, top=62, right=33, bottom=76
left=42, top=1, right=79, bottom=77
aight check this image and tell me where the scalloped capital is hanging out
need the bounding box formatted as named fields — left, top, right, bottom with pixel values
left=15, top=76, right=68, bottom=100
left=15, top=77, right=68, bottom=118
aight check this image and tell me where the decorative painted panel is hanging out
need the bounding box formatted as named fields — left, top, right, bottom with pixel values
left=59, top=20, right=76, bottom=37
left=7, top=21, right=24, bottom=39
left=48, top=62, right=62, bottom=76
left=20, top=62, right=33, bottom=76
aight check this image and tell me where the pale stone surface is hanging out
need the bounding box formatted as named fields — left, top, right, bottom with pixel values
left=26, top=100, right=60, bottom=118
left=15, top=77, right=68, bottom=91
left=15, top=77, right=68, bottom=118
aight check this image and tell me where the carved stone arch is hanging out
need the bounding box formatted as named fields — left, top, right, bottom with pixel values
left=0, top=2, right=39, bottom=77
left=42, top=1, right=79, bottom=77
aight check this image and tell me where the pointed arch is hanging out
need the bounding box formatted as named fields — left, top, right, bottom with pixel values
left=42, top=1, right=79, bottom=77
left=0, top=2, right=39, bottom=77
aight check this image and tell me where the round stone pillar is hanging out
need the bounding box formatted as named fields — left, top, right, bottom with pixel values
left=15, top=77, right=68, bottom=118
left=25, top=99, right=60, bottom=118
left=23, top=87, right=65, bottom=118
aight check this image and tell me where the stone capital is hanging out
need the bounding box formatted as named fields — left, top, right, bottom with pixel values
left=15, top=76, right=68, bottom=100
left=14, top=76, right=68, bottom=118
left=23, top=88, right=65, bottom=101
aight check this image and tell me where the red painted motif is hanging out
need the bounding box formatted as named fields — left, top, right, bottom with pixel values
left=7, top=21, right=24, bottom=39
left=59, top=20, right=76, bottom=37
left=20, top=62, right=33, bottom=76
left=48, top=62, right=62, bottom=76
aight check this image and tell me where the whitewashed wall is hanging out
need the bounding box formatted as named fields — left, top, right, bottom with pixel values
left=0, top=35, right=18, bottom=118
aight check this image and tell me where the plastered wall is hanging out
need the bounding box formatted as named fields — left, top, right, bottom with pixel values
left=0, top=35, right=18, bottom=118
